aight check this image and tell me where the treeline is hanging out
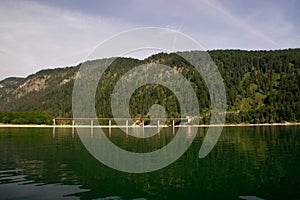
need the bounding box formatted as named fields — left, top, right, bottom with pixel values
left=0, top=111, right=53, bottom=125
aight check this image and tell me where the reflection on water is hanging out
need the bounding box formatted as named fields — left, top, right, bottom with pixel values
left=0, top=126, right=300, bottom=199
left=0, top=169, right=88, bottom=200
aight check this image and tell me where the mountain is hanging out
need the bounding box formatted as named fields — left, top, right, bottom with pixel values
left=0, top=77, right=25, bottom=99
left=0, top=49, right=299, bottom=124
left=0, top=67, right=78, bottom=117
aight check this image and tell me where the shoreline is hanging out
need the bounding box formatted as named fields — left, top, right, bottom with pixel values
left=0, top=122, right=300, bottom=128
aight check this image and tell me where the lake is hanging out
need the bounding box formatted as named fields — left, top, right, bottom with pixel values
left=0, top=126, right=299, bottom=199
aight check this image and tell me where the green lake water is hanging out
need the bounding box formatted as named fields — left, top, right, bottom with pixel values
left=0, top=126, right=299, bottom=199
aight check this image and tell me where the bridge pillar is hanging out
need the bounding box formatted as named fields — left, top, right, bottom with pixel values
left=157, top=120, right=160, bottom=136
left=126, top=120, right=128, bottom=135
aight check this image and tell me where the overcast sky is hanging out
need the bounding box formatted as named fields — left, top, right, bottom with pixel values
left=0, top=0, right=299, bottom=80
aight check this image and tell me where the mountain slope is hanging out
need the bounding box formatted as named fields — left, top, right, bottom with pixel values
left=0, top=67, right=78, bottom=117
left=0, top=49, right=299, bottom=124
left=0, top=77, right=25, bottom=100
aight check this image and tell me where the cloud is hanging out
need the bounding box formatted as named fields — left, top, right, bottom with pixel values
left=191, top=0, right=279, bottom=48
left=0, top=0, right=133, bottom=80
left=0, top=0, right=299, bottom=80
left=121, top=0, right=299, bottom=50
left=239, top=1, right=300, bottom=49
left=194, top=0, right=300, bottom=49
left=0, top=50, right=31, bottom=79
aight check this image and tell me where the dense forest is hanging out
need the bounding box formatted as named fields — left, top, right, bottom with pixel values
left=0, top=49, right=299, bottom=124
left=0, top=111, right=53, bottom=125
left=209, top=49, right=300, bottom=123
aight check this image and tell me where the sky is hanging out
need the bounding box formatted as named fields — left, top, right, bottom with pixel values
left=0, top=0, right=299, bottom=80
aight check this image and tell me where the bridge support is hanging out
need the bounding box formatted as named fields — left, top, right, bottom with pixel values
left=157, top=120, right=160, bottom=136
left=126, top=120, right=128, bottom=135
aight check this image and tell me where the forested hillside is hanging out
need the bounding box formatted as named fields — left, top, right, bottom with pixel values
left=209, top=49, right=300, bottom=123
left=0, top=49, right=299, bottom=124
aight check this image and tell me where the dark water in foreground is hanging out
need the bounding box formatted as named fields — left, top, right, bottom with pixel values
left=0, top=126, right=299, bottom=200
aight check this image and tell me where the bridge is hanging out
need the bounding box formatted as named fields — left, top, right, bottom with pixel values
left=53, top=117, right=191, bottom=127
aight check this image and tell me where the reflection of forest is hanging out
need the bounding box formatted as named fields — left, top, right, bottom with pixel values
left=0, top=168, right=88, bottom=199
left=0, top=126, right=299, bottom=199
